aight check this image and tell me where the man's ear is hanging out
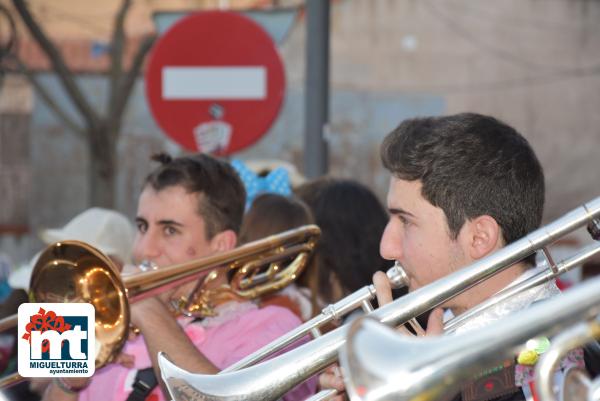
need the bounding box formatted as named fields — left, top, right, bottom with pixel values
left=466, top=215, right=501, bottom=260
left=209, top=230, right=238, bottom=252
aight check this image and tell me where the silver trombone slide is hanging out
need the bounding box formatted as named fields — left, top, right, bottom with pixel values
left=340, top=275, right=600, bottom=401
left=445, top=240, right=600, bottom=333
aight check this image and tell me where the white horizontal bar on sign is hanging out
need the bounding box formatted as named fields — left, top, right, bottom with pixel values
left=162, top=66, right=267, bottom=100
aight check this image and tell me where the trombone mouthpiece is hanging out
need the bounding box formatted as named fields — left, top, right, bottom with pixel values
left=139, top=260, right=159, bottom=271
left=387, top=262, right=409, bottom=289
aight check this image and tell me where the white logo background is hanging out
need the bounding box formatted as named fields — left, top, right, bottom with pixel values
left=18, top=303, right=95, bottom=378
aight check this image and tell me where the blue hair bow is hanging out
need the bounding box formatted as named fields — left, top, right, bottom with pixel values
left=231, top=159, right=292, bottom=210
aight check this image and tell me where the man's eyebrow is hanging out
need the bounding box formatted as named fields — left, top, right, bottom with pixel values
left=134, top=217, right=184, bottom=227
left=388, top=207, right=415, bottom=218
left=156, top=219, right=184, bottom=227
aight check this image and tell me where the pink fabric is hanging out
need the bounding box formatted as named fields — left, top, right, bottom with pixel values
left=79, top=304, right=316, bottom=401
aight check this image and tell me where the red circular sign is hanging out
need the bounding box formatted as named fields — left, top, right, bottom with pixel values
left=145, top=11, right=286, bottom=155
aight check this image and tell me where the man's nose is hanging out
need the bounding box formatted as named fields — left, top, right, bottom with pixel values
left=133, top=231, right=161, bottom=263
left=379, top=223, right=402, bottom=261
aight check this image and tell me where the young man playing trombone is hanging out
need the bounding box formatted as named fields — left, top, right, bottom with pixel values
left=319, top=112, right=585, bottom=401
left=43, top=153, right=315, bottom=401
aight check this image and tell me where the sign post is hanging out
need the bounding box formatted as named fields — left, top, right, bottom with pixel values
left=145, top=11, right=286, bottom=155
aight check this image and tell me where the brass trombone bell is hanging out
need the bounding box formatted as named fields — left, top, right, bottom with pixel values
left=0, top=243, right=125, bottom=388
left=30, top=240, right=128, bottom=369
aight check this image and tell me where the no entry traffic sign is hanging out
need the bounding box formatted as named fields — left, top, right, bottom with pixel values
left=145, top=11, right=286, bottom=155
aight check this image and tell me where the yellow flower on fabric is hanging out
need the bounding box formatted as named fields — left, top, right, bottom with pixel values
left=517, top=349, right=539, bottom=365
left=517, top=336, right=550, bottom=365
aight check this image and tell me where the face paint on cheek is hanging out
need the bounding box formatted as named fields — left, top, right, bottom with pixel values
left=186, top=247, right=197, bottom=257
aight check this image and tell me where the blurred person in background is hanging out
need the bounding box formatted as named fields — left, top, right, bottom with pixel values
left=9, top=207, right=134, bottom=292
left=295, top=178, right=401, bottom=318
left=238, top=193, right=315, bottom=320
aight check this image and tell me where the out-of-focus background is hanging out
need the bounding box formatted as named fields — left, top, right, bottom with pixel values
left=1, top=0, right=599, bottom=264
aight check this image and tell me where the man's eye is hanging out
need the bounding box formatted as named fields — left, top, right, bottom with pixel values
left=164, top=226, right=178, bottom=236
left=397, top=215, right=410, bottom=226
left=136, top=222, right=147, bottom=233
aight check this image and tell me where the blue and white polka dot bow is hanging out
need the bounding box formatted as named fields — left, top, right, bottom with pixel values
left=231, top=159, right=292, bottom=210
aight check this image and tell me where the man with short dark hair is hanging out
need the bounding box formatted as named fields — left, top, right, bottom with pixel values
left=320, top=113, right=563, bottom=401
left=45, top=153, right=314, bottom=401
left=377, top=113, right=545, bottom=318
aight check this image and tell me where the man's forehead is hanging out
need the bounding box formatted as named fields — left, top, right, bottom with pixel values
left=386, top=177, right=424, bottom=210
left=139, top=185, right=198, bottom=205
left=137, top=186, right=202, bottom=223
left=386, top=176, right=407, bottom=200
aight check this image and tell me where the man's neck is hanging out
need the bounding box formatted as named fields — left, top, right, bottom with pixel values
left=450, top=261, right=529, bottom=316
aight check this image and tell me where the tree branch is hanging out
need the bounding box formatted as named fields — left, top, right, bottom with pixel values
left=0, top=4, right=18, bottom=89
left=0, top=4, right=18, bottom=60
left=11, top=0, right=100, bottom=128
left=9, top=55, right=86, bottom=137
left=106, top=0, right=131, bottom=120
left=109, top=33, right=156, bottom=138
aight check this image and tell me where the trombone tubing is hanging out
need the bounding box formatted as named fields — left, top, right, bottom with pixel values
left=341, top=276, right=600, bottom=401
left=123, top=225, right=320, bottom=302
left=444, top=240, right=600, bottom=333
left=0, top=373, right=22, bottom=389
left=158, top=197, right=600, bottom=401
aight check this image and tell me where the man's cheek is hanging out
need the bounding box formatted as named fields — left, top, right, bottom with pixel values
left=186, top=246, right=197, bottom=257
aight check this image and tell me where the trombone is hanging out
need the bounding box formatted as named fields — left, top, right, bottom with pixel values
left=157, top=197, right=600, bottom=401
left=338, top=274, right=600, bottom=401
left=535, top=319, right=600, bottom=401
left=0, top=224, right=320, bottom=388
